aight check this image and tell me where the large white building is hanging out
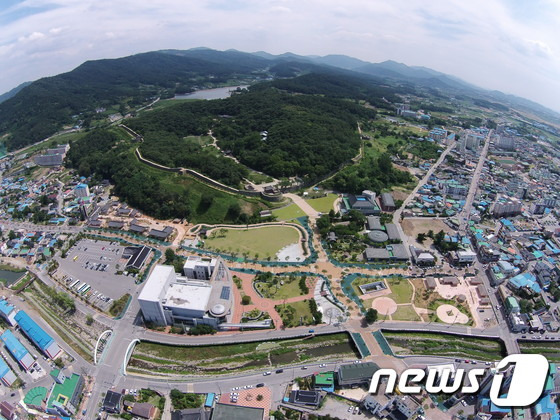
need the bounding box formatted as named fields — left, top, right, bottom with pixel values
left=138, top=258, right=233, bottom=328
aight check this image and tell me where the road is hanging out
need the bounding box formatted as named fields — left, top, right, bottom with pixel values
left=458, top=129, right=492, bottom=234
left=393, top=141, right=456, bottom=255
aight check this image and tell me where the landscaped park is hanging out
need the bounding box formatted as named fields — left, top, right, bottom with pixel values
left=349, top=275, right=474, bottom=324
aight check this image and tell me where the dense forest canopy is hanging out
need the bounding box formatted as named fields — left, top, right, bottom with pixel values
left=128, top=81, right=376, bottom=181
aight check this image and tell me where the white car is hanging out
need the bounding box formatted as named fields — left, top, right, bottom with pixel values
left=319, top=364, right=326, bottom=368
left=263, top=371, right=271, bottom=376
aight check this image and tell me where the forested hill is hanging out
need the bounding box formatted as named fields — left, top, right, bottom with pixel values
left=127, top=76, right=377, bottom=181
left=0, top=51, right=272, bottom=151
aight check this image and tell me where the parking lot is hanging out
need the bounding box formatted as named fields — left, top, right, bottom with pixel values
left=57, top=239, right=138, bottom=304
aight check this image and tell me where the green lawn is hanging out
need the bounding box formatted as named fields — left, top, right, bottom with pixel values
left=275, top=300, right=314, bottom=327
left=204, top=226, right=300, bottom=259
left=385, top=277, right=414, bottom=304
left=272, top=204, right=305, bottom=221
left=391, top=305, right=421, bottom=321
left=256, top=275, right=307, bottom=300
left=306, top=193, right=338, bottom=213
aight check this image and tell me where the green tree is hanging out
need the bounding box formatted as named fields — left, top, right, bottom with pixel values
left=165, top=248, right=176, bottom=263
left=417, top=233, right=426, bottom=244
left=365, top=308, right=378, bottom=324
left=242, top=295, right=251, bottom=305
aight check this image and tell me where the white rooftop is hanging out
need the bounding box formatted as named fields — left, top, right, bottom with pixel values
left=138, top=265, right=176, bottom=302
left=163, top=281, right=212, bottom=312
left=183, top=255, right=216, bottom=268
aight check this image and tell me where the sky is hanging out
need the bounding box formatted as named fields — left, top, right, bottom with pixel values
left=1, top=0, right=559, bottom=113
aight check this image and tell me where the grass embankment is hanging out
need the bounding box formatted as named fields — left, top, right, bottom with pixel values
left=129, top=333, right=358, bottom=376
left=204, top=226, right=300, bottom=259
left=383, top=331, right=506, bottom=361
left=519, top=341, right=560, bottom=362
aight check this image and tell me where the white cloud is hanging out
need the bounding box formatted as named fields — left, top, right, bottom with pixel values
left=18, top=31, right=45, bottom=42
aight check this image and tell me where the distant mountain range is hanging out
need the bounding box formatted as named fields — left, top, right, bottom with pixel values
left=1, top=47, right=558, bottom=150
left=0, top=81, right=32, bottom=104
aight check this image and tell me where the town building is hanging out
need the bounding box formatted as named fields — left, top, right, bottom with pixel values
left=380, top=193, right=396, bottom=212
left=183, top=256, right=217, bottom=280
left=0, top=401, right=16, bottom=420
left=492, top=197, right=523, bottom=217
left=102, top=390, right=123, bottom=414
left=0, top=329, right=35, bottom=371
left=15, top=310, right=62, bottom=359
left=496, top=135, right=516, bottom=151
left=125, top=401, right=158, bottom=419
left=123, top=245, right=151, bottom=270
left=363, top=244, right=409, bottom=262
left=343, top=193, right=381, bottom=216
left=288, top=390, right=323, bottom=408
left=74, top=183, right=90, bottom=198
left=314, top=371, right=335, bottom=392
left=171, top=408, right=208, bottom=420
left=148, top=226, right=174, bottom=241
left=46, top=369, right=85, bottom=416
left=24, top=386, right=49, bottom=411
left=0, top=356, right=16, bottom=386
left=0, top=299, right=17, bottom=326
left=337, top=362, right=379, bottom=387
left=138, top=260, right=233, bottom=328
